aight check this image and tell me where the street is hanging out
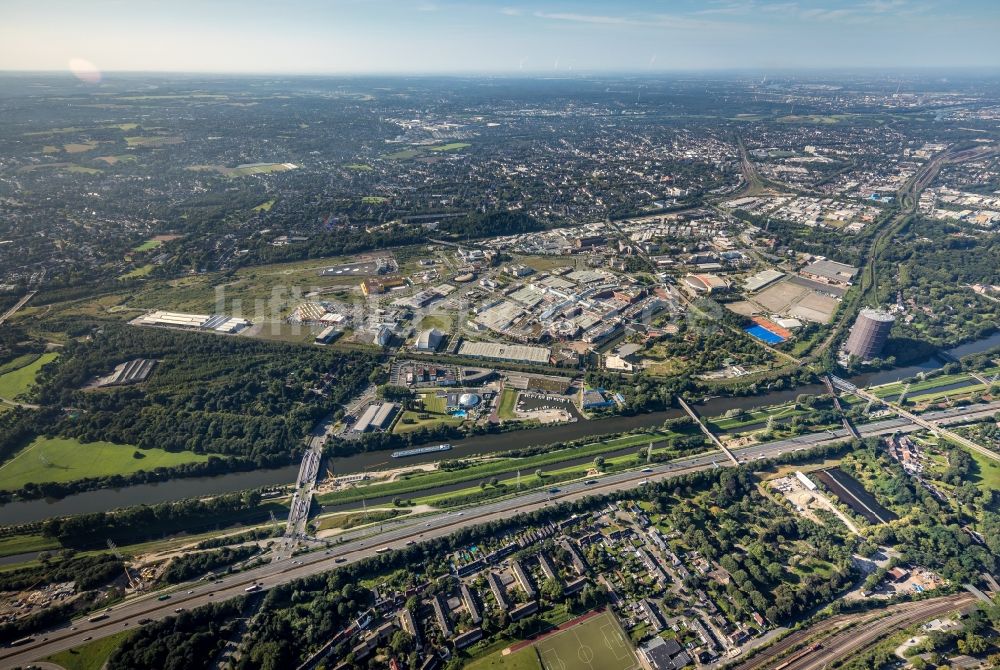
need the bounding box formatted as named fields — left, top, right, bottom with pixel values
left=2, top=400, right=998, bottom=667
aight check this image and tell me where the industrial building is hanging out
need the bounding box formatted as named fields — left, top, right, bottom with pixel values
left=844, top=308, right=895, bottom=360
left=801, top=259, right=859, bottom=286
left=134, top=311, right=251, bottom=334
left=744, top=268, right=785, bottom=293
left=414, top=328, right=444, bottom=352
left=98, top=359, right=157, bottom=387
left=314, top=326, right=342, bottom=345
left=681, top=273, right=729, bottom=295
left=352, top=402, right=399, bottom=433
left=457, top=341, right=551, bottom=365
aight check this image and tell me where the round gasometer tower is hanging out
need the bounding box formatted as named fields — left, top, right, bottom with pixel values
left=844, top=308, right=895, bottom=360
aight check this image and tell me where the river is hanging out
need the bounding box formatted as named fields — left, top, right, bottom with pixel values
left=2, top=331, right=997, bottom=526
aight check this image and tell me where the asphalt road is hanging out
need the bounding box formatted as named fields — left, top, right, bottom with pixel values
left=3, top=401, right=998, bottom=668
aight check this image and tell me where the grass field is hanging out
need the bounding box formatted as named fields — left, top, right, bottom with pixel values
left=534, top=610, right=638, bottom=670
left=466, top=646, right=542, bottom=670
left=393, top=410, right=464, bottom=434
left=385, top=148, right=420, bottom=160
left=498, top=388, right=519, bottom=421
left=967, top=447, right=1000, bottom=491
left=0, top=533, right=60, bottom=559
left=63, top=141, right=99, bottom=153
left=361, top=195, right=388, bottom=204
left=121, top=263, right=154, bottom=279
left=125, top=135, right=183, bottom=147
left=345, top=163, right=374, bottom=171
left=253, top=198, right=277, bottom=212
left=0, top=436, right=210, bottom=491
left=416, top=314, right=453, bottom=332
left=428, top=142, right=470, bottom=152
left=96, top=154, right=137, bottom=165
left=418, top=392, right=449, bottom=414
left=0, top=353, right=42, bottom=376
left=0, top=352, right=58, bottom=400
left=315, top=508, right=407, bottom=531
left=45, top=630, right=131, bottom=670
left=133, top=238, right=164, bottom=252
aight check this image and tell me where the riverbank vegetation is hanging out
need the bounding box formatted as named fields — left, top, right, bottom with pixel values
left=0, top=324, right=378, bottom=498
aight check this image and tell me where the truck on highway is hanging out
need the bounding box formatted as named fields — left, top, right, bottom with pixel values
left=245, top=584, right=262, bottom=592
left=375, top=546, right=391, bottom=554
left=7, top=637, right=35, bottom=647
left=87, top=614, right=109, bottom=623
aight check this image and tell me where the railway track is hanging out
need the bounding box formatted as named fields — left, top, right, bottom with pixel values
left=732, top=593, right=974, bottom=670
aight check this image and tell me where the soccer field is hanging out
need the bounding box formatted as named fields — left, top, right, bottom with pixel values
left=534, top=611, right=639, bottom=670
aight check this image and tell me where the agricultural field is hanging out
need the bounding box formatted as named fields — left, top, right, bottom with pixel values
left=63, top=141, right=99, bottom=153
left=428, top=142, right=470, bottom=152
left=125, top=135, right=183, bottom=147
left=0, top=352, right=58, bottom=400
left=0, top=436, right=210, bottom=491
left=187, top=162, right=297, bottom=177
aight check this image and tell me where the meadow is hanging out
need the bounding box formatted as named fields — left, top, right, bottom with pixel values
left=0, top=436, right=209, bottom=491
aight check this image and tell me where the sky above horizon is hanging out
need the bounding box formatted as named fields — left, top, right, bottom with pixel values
left=2, top=0, right=999, bottom=75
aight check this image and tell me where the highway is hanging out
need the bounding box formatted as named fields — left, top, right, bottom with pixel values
left=2, top=401, right=999, bottom=667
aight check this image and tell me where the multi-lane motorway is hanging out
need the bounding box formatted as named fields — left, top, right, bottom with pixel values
left=2, top=401, right=998, bottom=667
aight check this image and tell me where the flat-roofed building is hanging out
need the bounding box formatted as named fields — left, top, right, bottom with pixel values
left=801, top=259, right=859, bottom=285
left=744, top=268, right=785, bottom=293
left=415, top=328, right=444, bottom=352
left=351, top=402, right=398, bottom=433
left=457, top=341, right=551, bottom=365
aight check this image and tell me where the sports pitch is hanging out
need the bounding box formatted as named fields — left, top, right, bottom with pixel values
left=534, top=611, right=639, bottom=670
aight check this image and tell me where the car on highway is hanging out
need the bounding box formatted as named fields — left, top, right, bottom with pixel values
left=138, top=618, right=152, bottom=625
left=157, top=594, right=171, bottom=601
left=334, top=557, right=347, bottom=563
left=405, top=540, right=415, bottom=546
left=641, top=467, right=653, bottom=473
left=174, top=607, right=185, bottom=613
left=548, top=487, right=560, bottom=493
left=584, top=479, right=598, bottom=485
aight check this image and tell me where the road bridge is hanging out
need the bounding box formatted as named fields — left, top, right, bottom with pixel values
left=833, top=377, right=1000, bottom=464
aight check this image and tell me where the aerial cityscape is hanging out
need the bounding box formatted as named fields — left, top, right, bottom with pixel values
left=1, top=2, right=1000, bottom=670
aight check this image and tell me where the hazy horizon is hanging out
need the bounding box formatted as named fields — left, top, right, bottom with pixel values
left=2, top=0, right=999, bottom=79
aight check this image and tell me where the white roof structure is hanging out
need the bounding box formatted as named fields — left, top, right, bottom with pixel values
left=415, top=328, right=444, bottom=351
left=744, top=269, right=785, bottom=293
